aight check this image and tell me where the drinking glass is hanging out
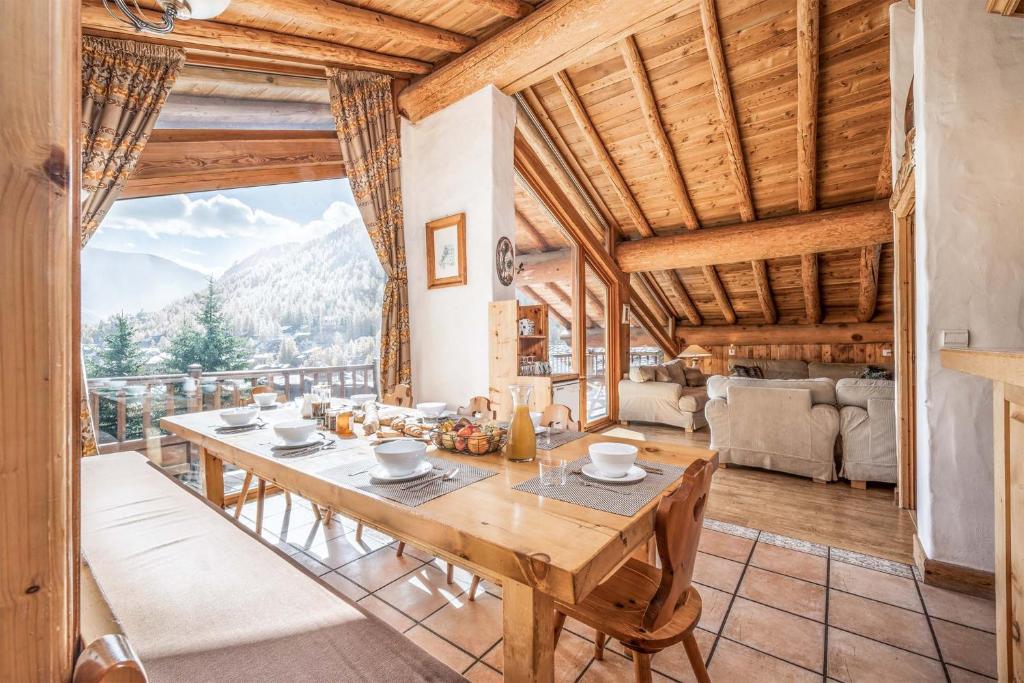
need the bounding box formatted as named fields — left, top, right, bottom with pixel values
left=539, top=456, right=567, bottom=487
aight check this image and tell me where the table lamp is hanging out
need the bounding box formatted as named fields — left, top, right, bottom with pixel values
left=678, top=344, right=712, bottom=368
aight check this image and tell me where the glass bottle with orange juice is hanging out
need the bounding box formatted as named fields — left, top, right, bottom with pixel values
left=505, top=384, right=537, bottom=462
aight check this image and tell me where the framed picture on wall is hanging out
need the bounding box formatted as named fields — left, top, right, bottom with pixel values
left=426, top=213, right=467, bottom=289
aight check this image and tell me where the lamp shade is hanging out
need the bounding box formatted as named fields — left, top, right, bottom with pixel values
left=182, top=0, right=231, bottom=19
left=678, top=344, right=712, bottom=359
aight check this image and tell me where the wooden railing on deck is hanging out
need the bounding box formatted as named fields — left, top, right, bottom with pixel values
left=88, top=362, right=377, bottom=454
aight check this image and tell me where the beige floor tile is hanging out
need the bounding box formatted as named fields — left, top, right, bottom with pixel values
left=709, top=638, right=820, bottom=682
left=464, top=662, right=503, bottom=683
left=483, top=629, right=595, bottom=682
left=932, top=618, right=997, bottom=678
left=289, top=550, right=333, bottom=576
left=562, top=615, right=598, bottom=641
left=693, top=552, right=745, bottom=593
left=698, top=528, right=755, bottom=563
left=750, top=542, right=828, bottom=585
left=421, top=590, right=504, bottom=657
left=392, top=540, right=437, bottom=563
left=946, top=664, right=996, bottom=682
left=404, top=625, right=475, bottom=674
left=827, top=627, right=945, bottom=682
left=919, top=584, right=996, bottom=633
left=301, top=527, right=389, bottom=569
left=319, top=570, right=368, bottom=601
left=827, top=590, right=937, bottom=658
left=694, top=583, right=732, bottom=632
left=722, top=598, right=824, bottom=672
left=375, top=564, right=464, bottom=621
left=577, top=649, right=674, bottom=683
left=633, top=628, right=716, bottom=682
left=338, top=546, right=425, bottom=591
left=356, top=594, right=416, bottom=633
left=830, top=561, right=922, bottom=612
left=738, top=566, right=826, bottom=621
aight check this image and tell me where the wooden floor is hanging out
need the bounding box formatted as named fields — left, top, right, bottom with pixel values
left=602, top=424, right=916, bottom=565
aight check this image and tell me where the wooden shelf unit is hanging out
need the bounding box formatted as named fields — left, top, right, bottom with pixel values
left=490, top=300, right=561, bottom=420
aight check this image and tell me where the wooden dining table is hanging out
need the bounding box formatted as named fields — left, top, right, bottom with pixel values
left=161, top=406, right=717, bottom=682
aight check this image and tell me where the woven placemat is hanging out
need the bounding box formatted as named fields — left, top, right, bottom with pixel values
left=513, top=456, right=686, bottom=517
left=535, top=430, right=587, bottom=451
left=318, top=455, right=497, bottom=507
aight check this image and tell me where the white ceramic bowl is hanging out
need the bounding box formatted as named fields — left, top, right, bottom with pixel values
left=374, top=438, right=427, bottom=477
left=351, top=393, right=377, bottom=405
left=252, top=392, right=278, bottom=407
left=274, top=419, right=318, bottom=445
left=221, top=406, right=259, bottom=427
left=588, top=442, right=639, bottom=478
left=416, top=401, right=446, bottom=418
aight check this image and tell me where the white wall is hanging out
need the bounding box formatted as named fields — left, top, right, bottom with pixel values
left=401, top=85, right=517, bottom=410
left=913, top=0, right=1024, bottom=571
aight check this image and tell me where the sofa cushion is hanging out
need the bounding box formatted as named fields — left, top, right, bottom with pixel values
left=664, top=359, right=688, bottom=385
left=707, top=375, right=838, bottom=405
left=807, top=361, right=890, bottom=382
left=629, top=365, right=657, bottom=382
left=678, top=386, right=709, bottom=413
left=729, top=358, right=808, bottom=380
left=683, top=367, right=706, bottom=387
left=836, top=378, right=895, bottom=409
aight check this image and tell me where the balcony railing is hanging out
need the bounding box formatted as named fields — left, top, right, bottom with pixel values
left=87, top=362, right=377, bottom=454
left=549, top=350, right=660, bottom=376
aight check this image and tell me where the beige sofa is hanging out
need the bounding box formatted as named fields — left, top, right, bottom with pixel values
left=619, top=359, right=709, bottom=432
left=705, top=376, right=840, bottom=482
left=837, top=378, right=897, bottom=484
left=727, top=357, right=893, bottom=381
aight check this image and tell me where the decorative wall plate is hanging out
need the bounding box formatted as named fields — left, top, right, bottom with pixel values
left=496, top=236, right=514, bottom=286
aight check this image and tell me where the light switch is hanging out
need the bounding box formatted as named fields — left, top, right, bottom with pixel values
left=882, top=348, right=893, bottom=357
left=942, top=329, right=969, bottom=349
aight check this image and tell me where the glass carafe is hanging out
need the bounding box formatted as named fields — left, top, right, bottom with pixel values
left=505, top=384, right=537, bottom=462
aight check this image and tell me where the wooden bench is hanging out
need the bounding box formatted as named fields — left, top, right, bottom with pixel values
left=78, top=452, right=465, bottom=682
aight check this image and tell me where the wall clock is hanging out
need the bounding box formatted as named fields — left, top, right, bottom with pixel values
left=495, top=236, right=514, bottom=286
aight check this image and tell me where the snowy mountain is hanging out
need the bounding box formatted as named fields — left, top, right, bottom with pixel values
left=81, top=248, right=208, bottom=324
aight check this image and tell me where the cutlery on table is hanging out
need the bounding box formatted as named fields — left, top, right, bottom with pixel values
left=575, top=478, right=631, bottom=495
left=401, top=467, right=459, bottom=491
left=638, top=465, right=663, bottom=474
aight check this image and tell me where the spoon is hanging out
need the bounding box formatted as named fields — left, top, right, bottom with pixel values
left=403, top=467, right=460, bottom=491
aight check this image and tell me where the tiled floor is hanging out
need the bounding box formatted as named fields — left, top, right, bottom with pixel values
left=237, top=496, right=996, bottom=682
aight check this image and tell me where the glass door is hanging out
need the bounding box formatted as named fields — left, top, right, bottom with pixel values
left=581, top=261, right=610, bottom=425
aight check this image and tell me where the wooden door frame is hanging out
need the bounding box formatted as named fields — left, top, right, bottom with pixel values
left=0, top=1, right=81, bottom=678
left=892, top=129, right=917, bottom=510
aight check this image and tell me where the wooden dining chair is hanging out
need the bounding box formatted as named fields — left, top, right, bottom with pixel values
left=457, top=395, right=496, bottom=420
left=552, top=458, right=717, bottom=683
left=540, top=403, right=580, bottom=431
left=382, top=383, right=413, bottom=407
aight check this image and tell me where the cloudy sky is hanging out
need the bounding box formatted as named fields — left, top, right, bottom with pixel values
left=86, top=178, right=363, bottom=275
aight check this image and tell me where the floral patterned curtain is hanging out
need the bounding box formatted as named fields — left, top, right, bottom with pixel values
left=327, top=69, right=411, bottom=394
left=80, top=36, right=185, bottom=454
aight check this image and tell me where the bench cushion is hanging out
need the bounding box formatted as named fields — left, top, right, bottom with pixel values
left=82, top=452, right=465, bottom=682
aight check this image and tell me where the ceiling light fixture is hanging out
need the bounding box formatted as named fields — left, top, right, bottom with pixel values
left=103, top=0, right=231, bottom=35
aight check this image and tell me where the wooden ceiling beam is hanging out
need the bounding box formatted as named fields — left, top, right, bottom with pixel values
left=796, top=0, right=822, bottom=324
left=519, top=284, right=572, bottom=328
left=699, top=0, right=773, bottom=324
left=857, top=121, right=893, bottom=322
left=81, top=0, right=432, bottom=75
left=676, top=322, right=894, bottom=347
left=986, top=0, right=1022, bottom=15
left=641, top=273, right=683, bottom=328
left=398, top=0, right=680, bottom=122
left=515, top=210, right=552, bottom=252
left=468, top=0, right=535, bottom=19
left=702, top=266, right=737, bottom=325
left=220, top=0, right=474, bottom=54
left=630, top=274, right=670, bottom=329
left=659, top=272, right=702, bottom=327
left=615, top=200, right=893, bottom=272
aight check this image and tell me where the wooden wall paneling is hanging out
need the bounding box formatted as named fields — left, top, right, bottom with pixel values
left=695, top=342, right=893, bottom=377
left=81, top=0, right=432, bottom=75
left=0, top=0, right=79, bottom=678
left=675, top=322, right=893, bottom=347
left=399, top=0, right=683, bottom=121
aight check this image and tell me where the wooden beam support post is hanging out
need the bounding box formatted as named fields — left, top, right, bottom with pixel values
left=699, top=0, right=771, bottom=323
left=801, top=253, right=822, bottom=324
left=676, top=322, right=894, bottom=347
left=857, top=121, right=892, bottom=322
left=796, top=0, right=823, bottom=324
left=615, top=201, right=893, bottom=272
left=81, top=0, right=432, bottom=75
left=399, top=0, right=681, bottom=122
left=0, top=0, right=79, bottom=678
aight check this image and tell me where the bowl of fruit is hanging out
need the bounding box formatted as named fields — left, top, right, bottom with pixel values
left=429, top=417, right=507, bottom=456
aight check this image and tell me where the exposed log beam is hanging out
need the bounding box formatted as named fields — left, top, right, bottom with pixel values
left=545, top=282, right=595, bottom=329
left=468, top=0, right=535, bottom=18
left=659, top=272, right=702, bottom=326
left=183, top=51, right=328, bottom=79
left=519, top=284, right=571, bottom=328
left=616, top=201, right=893, bottom=273
left=857, top=244, right=883, bottom=323
left=515, top=210, right=551, bottom=252
left=676, top=322, right=894, bottom=347
left=640, top=273, right=681, bottom=328
left=174, top=65, right=329, bottom=104
left=801, top=254, right=822, bottom=323
left=987, top=0, right=1022, bottom=15
left=701, top=266, right=737, bottom=324
left=630, top=274, right=670, bottom=329
left=516, top=249, right=572, bottom=287
left=222, top=0, right=476, bottom=54
left=875, top=121, right=893, bottom=199
left=398, top=0, right=680, bottom=122
left=158, top=95, right=331, bottom=129
left=750, top=259, right=778, bottom=325
left=81, top=0, right=431, bottom=75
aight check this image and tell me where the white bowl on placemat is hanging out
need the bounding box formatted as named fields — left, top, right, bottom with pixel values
left=374, top=438, right=427, bottom=477
left=588, top=442, right=639, bottom=478
left=252, top=392, right=278, bottom=407
left=221, top=406, right=259, bottom=426
left=274, top=419, right=318, bottom=446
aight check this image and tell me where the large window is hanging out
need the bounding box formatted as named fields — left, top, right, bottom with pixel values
left=82, top=178, right=383, bottom=486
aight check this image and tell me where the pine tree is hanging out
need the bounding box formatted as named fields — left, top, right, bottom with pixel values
left=165, top=279, right=246, bottom=372
left=90, top=313, right=144, bottom=377
left=277, top=335, right=300, bottom=366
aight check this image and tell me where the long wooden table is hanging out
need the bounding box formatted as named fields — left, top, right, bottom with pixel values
left=161, top=408, right=716, bottom=682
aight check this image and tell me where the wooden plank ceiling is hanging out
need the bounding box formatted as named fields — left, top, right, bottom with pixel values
left=513, top=0, right=895, bottom=337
